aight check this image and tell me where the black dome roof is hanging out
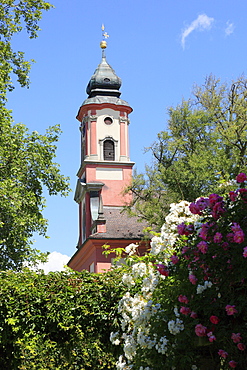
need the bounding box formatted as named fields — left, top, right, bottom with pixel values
left=86, top=55, right=122, bottom=98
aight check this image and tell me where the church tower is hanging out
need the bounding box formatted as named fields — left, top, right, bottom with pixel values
left=68, top=31, right=147, bottom=273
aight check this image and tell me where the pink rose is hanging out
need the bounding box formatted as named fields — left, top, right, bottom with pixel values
left=156, top=264, right=169, bottom=276
left=189, top=274, right=197, bottom=285
left=212, top=201, right=225, bottom=220
left=233, top=230, right=245, bottom=244
left=229, top=191, right=237, bottom=201
left=213, top=232, right=223, bottom=243
left=239, top=188, right=247, bottom=203
left=197, top=241, right=208, bottom=254
left=236, top=172, right=247, bottom=183
left=243, top=247, right=247, bottom=258
left=190, top=311, right=198, bottom=319
left=199, top=223, right=210, bottom=240
left=177, top=222, right=194, bottom=236
left=208, top=335, right=216, bottom=343
left=237, top=343, right=246, bottom=351
left=225, top=305, right=238, bottom=316
left=222, top=242, right=229, bottom=250
left=207, top=331, right=216, bottom=342
left=181, top=246, right=189, bottom=254
left=180, top=306, right=191, bottom=315
left=209, top=193, right=223, bottom=207
left=177, top=222, right=186, bottom=235
left=170, top=255, right=179, bottom=265
left=196, top=197, right=209, bottom=211
left=231, top=222, right=242, bottom=232
left=229, top=360, right=237, bottom=368
left=195, top=324, right=207, bottom=337
left=218, top=349, right=228, bottom=358
left=189, top=202, right=201, bottom=215
left=178, top=295, right=189, bottom=304
left=231, top=333, right=242, bottom=343
left=210, top=315, right=219, bottom=324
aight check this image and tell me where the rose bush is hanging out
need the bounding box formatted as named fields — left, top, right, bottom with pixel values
left=112, top=175, right=247, bottom=369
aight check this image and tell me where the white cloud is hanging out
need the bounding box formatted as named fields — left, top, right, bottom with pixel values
left=37, top=251, right=70, bottom=273
left=181, top=14, right=214, bottom=49
left=225, top=21, right=234, bottom=36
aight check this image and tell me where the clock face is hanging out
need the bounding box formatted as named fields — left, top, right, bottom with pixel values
left=104, top=117, right=113, bottom=125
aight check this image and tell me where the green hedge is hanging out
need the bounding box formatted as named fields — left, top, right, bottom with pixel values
left=0, top=268, right=125, bottom=369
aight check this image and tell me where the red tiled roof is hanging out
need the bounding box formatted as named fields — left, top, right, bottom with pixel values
left=89, top=206, right=148, bottom=239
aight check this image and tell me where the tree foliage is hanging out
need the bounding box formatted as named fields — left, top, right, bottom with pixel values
left=0, top=268, right=125, bottom=369
left=0, top=1, right=71, bottom=269
left=125, top=75, right=247, bottom=228
left=0, top=0, right=53, bottom=100
left=0, top=111, right=70, bottom=269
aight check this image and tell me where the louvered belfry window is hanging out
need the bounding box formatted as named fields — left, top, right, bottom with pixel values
left=104, top=140, right=115, bottom=161
left=103, top=140, right=115, bottom=161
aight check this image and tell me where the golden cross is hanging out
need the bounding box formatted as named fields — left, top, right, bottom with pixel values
left=101, top=24, right=109, bottom=39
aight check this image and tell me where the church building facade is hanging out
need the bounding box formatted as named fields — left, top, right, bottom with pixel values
left=68, top=39, right=148, bottom=273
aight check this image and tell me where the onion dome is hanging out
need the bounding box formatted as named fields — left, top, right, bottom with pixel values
left=79, top=32, right=132, bottom=111
left=86, top=46, right=122, bottom=98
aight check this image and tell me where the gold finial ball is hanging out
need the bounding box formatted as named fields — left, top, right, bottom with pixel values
left=100, top=40, right=107, bottom=49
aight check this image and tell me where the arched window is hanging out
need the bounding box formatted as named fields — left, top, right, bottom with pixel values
left=103, top=140, right=115, bottom=161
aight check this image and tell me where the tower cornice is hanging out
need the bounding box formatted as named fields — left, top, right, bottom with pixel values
left=76, top=102, right=133, bottom=122
left=76, top=160, right=135, bottom=178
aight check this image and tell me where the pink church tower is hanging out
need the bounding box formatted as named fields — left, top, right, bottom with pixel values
left=68, top=34, right=148, bottom=273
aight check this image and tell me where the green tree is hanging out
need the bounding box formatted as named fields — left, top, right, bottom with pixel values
left=125, top=75, right=247, bottom=228
left=0, top=0, right=53, bottom=101
left=0, top=1, right=70, bottom=269
left=0, top=268, right=125, bottom=369
left=0, top=114, right=70, bottom=270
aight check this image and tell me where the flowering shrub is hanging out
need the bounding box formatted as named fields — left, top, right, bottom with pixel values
left=112, top=175, right=247, bottom=369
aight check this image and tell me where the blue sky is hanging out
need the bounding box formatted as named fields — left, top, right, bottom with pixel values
left=7, top=0, right=247, bottom=265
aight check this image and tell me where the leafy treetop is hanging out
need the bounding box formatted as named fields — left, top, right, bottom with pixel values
left=0, top=1, right=71, bottom=270
left=125, top=75, right=247, bottom=228
left=0, top=0, right=53, bottom=101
